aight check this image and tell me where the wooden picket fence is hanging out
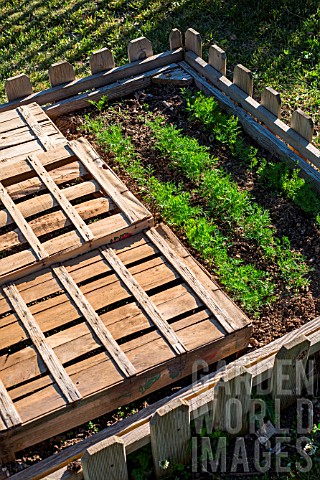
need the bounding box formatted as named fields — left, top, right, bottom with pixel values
left=8, top=316, right=320, bottom=480
left=0, top=28, right=319, bottom=190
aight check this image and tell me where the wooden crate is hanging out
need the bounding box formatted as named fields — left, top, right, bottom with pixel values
left=0, top=223, right=251, bottom=461
left=0, top=103, right=65, bottom=163
left=0, top=136, right=152, bottom=283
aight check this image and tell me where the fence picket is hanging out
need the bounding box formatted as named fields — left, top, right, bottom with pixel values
left=90, top=48, right=115, bottom=74
left=49, top=61, right=75, bottom=87
left=150, top=399, right=190, bottom=478
left=185, top=28, right=202, bottom=57
left=261, top=86, right=281, bottom=118
left=128, top=37, right=153, bottom=62
left=208, top=44, right=226, bottom=76
left=82, top=436, right=128, bottom=480
left=233, top=64, right=253, bottom=97
left=213, top=366, right=252, bottom=434
left=169, top=28, right=182, bottom=50
left=5, top=74, right=33, bottom=101
left=291, top=109, right=314, bottom=143
left=271, top=334, right=311, bottom=410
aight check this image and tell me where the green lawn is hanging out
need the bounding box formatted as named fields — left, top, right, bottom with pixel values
left=0, top=1, right=319, bottom=143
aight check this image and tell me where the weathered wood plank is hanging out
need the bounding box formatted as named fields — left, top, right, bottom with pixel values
left=0, top=214, right=153, bottom=284
left=44, top=64, right=177, bottom=119
left=0, top=198, right=110, bottom=251
left=0, top=182, right=48, bottom=260
left=49, top=61, right=75, bottom=87
left=0, top=50, right=184, bottom=114
left=233, top=64, right=253, bottom=97
left=0, top=377, right=21, bottom=430
left=0, top=180, right=105, bottom=228
left=150, top=399, right=190, bottom=478
left=208, top=44, right=226, bottom=76
left=69, top=140, right=142, bottom=225
left=184, top=52, right=320, bottom=170
left=128, top=37, right=153, bottom=62
left=179, top=60, right=320, bottom=192
left=261, top=87, right=281, bottom=118
left=185, top=28, right=202, bottom=57
left=146, top=228, right=235, bottom=333
left=18, top=105, right=56, bottom=151
left=89, top=48, right=115, bottom=75
left=52, top=264, right=136, bottom=378
left=5, top=74, right=33, bottom=101
left=27, top=153, right=94, bottom=242
left=291, top=109, right=314, bottom=143
left=82, top=436, right=128, bottom=480
left=0, top=145, right=74, bottom=185
left=271, top=334, right=310, bottom=410
left=3, top=283, right=82, bottom=403
left=169, top=29, right=182, bottom=50
left=100, top=246, right=187, bottom=355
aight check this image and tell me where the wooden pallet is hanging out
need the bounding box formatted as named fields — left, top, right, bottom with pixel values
left=0, top=223, right=251, bottom=462
left=0, top=135, right=152, bottom=283
left=0, top=103, right=65, bottom=163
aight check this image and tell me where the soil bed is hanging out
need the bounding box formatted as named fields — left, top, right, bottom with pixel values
left=56, top=84, right=320, bottom=348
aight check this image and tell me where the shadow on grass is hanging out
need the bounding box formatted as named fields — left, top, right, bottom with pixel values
left=0, top=0, right=318, bottom=126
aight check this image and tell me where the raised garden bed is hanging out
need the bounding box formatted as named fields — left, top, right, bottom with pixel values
left=1, top=28, right=320, bottom=479
left=57, top=84, right=320, bottom=348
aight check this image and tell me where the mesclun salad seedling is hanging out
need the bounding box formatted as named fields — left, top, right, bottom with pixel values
left=84, top=116, right=275, bottom=315
left=148, top=118, right=310, bottom=293
left=184, top=91, right=320, bottom=225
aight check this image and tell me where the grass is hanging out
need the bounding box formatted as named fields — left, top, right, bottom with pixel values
left=0, top=1, right=319, bottom=143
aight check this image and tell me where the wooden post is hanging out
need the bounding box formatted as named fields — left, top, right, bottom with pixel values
left=208, top=45, right=226, bottom=76
left=82, top=435, right=128, bottom=480
left=261, top=87, right=281, bottom=118
left=271, top=334, right=311, bottom=410
left=185, top=28, right=202, bottom=57
left=291, top=109, right=314, bottom=143
left=150, top=398, right=190, bottom=478
left=90, top=48, right=115, bottom=74
left=127, top=37, right=153, bottom=62
left=48, top=61, right=75, bottom=87
left=5, top=74, right=33, bottom=101
left=169, top=28, right=183, bottom=50
left=212, top=366, right=252, bottom=435
left=233, top=64, right=253, bottom=97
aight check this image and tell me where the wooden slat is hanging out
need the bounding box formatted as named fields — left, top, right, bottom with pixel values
left=0, top=144, right=74, bottom=185
left=27, top=153, right=94, bottom=242
left=0, top=377, right=21, bottom=430
left=70, top=140, right=141, bottom=224
left=18, top=105, right=56, bottom=151
left=44, top=63, right=177, bottom=119
left=52, top=264, right=136, bottom=378
left=5, top=74, right=33, bottom=101
left=0, top=180, right=105, bottom=228
left=184, top=52, right=320, bottom=171
left=146, top=227, right=236, bottom=334
left=100, top=246, right=187, bottom=355
left=3, top=283, right=81, bottom=403
left=0, top=182, right=48, bottom=260
left=0, top=49, right=184, bottom=114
